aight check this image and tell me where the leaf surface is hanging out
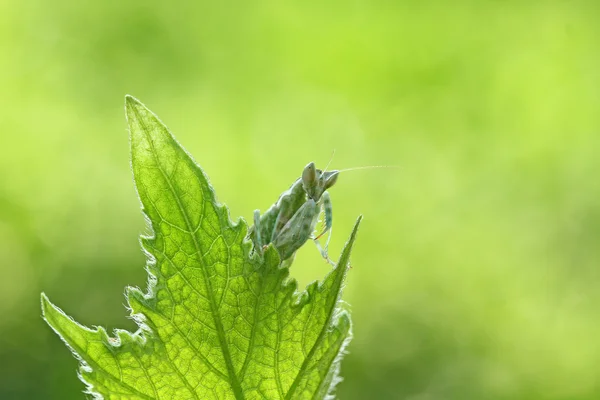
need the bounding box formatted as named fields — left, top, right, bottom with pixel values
left=41, top=96, right=360, bottom=400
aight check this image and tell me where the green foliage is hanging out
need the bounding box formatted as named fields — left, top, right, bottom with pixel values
left=2, top=2, right=598, bottom=399
left=41, top=96, right=360, bottom=399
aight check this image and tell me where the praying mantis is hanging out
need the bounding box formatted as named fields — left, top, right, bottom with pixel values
left=248, top=162, right=339, bottom=267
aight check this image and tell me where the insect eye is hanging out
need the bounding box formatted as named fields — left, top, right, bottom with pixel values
left=302, top=162, right=317, bottom=186
left=324, top=171, right=339, bottom=190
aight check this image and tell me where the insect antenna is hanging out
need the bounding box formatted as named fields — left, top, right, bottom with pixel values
left=322, top=149, right=336, bottom=173
left=336, top=165, right=400, bottom=173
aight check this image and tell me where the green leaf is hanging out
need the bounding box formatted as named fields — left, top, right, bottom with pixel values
left=41, top=96, right=361, bottom=400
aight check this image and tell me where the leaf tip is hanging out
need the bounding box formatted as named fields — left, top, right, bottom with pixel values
left=353, top=214, right=363, bottom=230
left=335, top=215, right=363, bottom=271
left=124, top=94, right=141, bottom=108
left=346, top=214, right=363, bottom=248
left=40, top=293, right=63, bottom=330
left=40, top=292, right=63, bottom=326
left=40, top=292, right=50, bottom=316
left=124, top=95, right=149, bottom=126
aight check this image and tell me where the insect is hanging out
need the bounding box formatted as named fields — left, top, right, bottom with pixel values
left=248, top=160, right=393, bottom=267
left=248, top=161, right=339, bottom=267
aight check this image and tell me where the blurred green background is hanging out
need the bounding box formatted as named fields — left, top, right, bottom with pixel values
left=1, top=0, right=600, bottom=399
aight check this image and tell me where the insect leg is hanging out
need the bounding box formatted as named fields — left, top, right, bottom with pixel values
left=253, top=209, right=263, bottom=254
left=313, top=238, right=335, bottom=266
left=271, top=180, right=305, bottom=243
left=313, top=191, right=335, bottom=265
left=315, top=191, right=333, bottom=240
left=272, top=199, right=320, bottom=262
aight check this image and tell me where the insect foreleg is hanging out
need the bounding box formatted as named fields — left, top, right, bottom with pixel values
left=313, top=191, right=335, bottom=265
left=272, top=199, right=320, bottom=262
left=271, top=179, right=306, bottom=241
left=315, top=191, right=333, bottom=240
